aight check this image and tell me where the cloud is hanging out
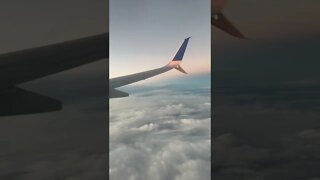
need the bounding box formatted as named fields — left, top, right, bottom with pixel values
left=213, top=128, right=320, bottom=180
left=212, top=4, right=320, bottom=179
left=109, top=84, right=211, bottom=180
left=0, top=61, right=109, bottom=179
left=211, top=68, right=320, bottom=180
left=0, top=105, right=108, bottom=180
left=212, top=82, right=320, bottom=180
left=16, top=153, right=107, bottom=180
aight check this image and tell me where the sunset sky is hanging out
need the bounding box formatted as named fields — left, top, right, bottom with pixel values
left=109, top=0, right=211, bottom=179
left=110, top=0, right=210, bottom=81
left=1, top=0, right=318, bottom=179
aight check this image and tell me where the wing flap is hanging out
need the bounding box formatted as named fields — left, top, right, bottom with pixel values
left=0, top=87, right=61, bottom=116
left=109, top=88, right=129, bottom=98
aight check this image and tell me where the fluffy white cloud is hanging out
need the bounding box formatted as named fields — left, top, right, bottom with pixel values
left=110, top=85, right=211, bottom=180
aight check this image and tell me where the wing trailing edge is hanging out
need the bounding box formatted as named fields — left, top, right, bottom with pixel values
left=109, top=88, right=129, bottom=98
left=0, top=87, right=61, bottom=116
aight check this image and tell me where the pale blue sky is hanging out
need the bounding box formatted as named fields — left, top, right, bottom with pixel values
left=110, top=0, right=210, bottom=82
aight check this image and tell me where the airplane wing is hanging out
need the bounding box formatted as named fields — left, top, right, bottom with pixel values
left=109, top=37, right=191, bottom=98
left=212, top=13, right=246, bottom=39
left=0, top=87, right=61, bottom=116
left=0, top=33, right=108, bottom=85
left=0, top=33, right=108, bottom=116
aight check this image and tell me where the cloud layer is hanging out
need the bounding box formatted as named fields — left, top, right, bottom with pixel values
left=110, top=83, right=211, bottom=180
left=212, top=83, right=320, bottom=180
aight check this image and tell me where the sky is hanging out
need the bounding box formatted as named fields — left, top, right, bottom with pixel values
left=212, top=0, right=320, bottom=179
left=0, top=0, right=319, bottom=179
left=110, top=0, right=211, bottom=80
left=0, top=0, right=109, bottom=179
left=110, top=0, right=211, bottom=179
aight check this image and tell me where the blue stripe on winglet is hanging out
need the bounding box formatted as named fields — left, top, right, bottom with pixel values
left=172, top=37, right=191, bottom=61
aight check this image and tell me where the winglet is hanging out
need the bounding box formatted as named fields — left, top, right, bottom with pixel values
left=172, top=37, right=191, bottom=61
left=166, top=37, right=191, bottom=74
left=212, top=13, right=247, bottom=39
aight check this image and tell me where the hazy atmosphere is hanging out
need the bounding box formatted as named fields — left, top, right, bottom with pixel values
left=0, top=0, right=109, bottom=179
left=212, top=0, right=320, bottom=179
left=110, top=0, right=210, bottom=79
left=110, top=0, right=211, bottom=179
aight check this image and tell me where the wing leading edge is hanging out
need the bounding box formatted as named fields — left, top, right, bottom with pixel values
left=0, top=33, right=108, bottom=86
left=109, top=37, right=191, bottom=98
